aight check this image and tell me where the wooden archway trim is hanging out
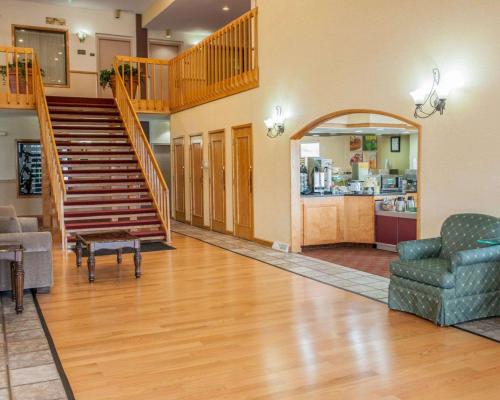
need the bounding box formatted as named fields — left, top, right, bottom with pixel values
left=290, top=108, right=421, bottom=140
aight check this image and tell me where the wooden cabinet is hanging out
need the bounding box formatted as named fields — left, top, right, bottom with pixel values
left=302, top=197, right=343, bottom=245
left=343, top=196, right=375, bottom=243
left=375, top=214, right=417, bottom=247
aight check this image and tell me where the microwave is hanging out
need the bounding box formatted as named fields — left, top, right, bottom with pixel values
left=381, top=175, right=402, bottom=192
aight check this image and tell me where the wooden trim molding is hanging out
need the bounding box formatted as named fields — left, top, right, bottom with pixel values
left=290, top=109, right=422, bottom=253
left=254, top=237, right=273, bottom=248
left=70, top=70, right=98, bottom=75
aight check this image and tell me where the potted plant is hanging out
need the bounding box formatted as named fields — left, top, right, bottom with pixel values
left=0, top=59, right=45, bottom=94
left=99, top=64, right=144, bottom=98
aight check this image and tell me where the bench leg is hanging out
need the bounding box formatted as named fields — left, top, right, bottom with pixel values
left=14, top=260, right=24, bottom=314
left=134, top=249, right=141, bottom=278
left=117, top=249, right=123, bottom=265
left=88, top=252, right=96, bottom=283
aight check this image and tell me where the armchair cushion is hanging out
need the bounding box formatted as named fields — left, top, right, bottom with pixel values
left=0, top=205, right=16, bottom=218
left=0, top=232, right=52, bottom=253
left=440, top=213, right=500, bottom=259
left=0, top=217, right=21, bottom=234
left=18, top=217, right=39, bottom=233
left=390, top=258, right=455, bottom=289
left=451, top=245, right=500, bottom=271
left=397, top=237, right=442, bottom=261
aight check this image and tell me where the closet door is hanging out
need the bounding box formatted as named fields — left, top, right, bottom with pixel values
left=173, top=138, right=186, bottom=222
left=209, top=130, right=226, bottom=233
left=190, top=136, right=204, bottom=228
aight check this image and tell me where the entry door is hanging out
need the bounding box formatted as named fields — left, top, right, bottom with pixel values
left=173, top=138, right=186, bottom=222
left=97, top=37, right=131, bottom=98
left=190, top=136, right=204, bottom=228
left=232, top=125, right=253, bottom=240
left=209, top=130, right=226, bottom=233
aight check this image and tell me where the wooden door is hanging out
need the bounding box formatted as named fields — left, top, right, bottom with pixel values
left=209, top=130, right=226, bottom=233
left=97, top=37, right=131, bottom=98
left=173, top=138, right=186, bottom=222
left=190, top=136, right=204, bottom=228
left=232, top=125, right=253, bottom=240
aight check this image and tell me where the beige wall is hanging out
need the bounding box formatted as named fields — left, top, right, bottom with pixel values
left=0, top=0, right=137, bottom=97
left=301, top=136, right=351, bottom=171
left=169, top=0, right=500, bottom=245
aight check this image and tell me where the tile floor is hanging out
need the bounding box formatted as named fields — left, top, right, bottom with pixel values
left=0, top=293, right=67, bottom=400
left=302, top=246, right=398, bottom=278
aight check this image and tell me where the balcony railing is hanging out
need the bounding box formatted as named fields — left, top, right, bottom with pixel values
left=169, top=7, right=259, bottom=112
left=0, top=46, right=36, bottom=109
left=114, top=55, right=170, bottom=113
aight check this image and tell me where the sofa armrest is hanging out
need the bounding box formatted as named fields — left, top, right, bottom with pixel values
left=397, top=237, right=442, bottom=261
left=18, top=217, right=39, bottom=233
left=451, top=245, right=500, bottom=271
left=0, top=232, right=52, bottom=253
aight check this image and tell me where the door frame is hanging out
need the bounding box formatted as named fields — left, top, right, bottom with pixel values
left=189, top=134, right=204, bottom=228
left=232, top=123, right=254, bottom=240
left=289, top=108, right=422, bottom=253
left=172, top=137, right=186, bottom=222
left=208, top=129, right=226, bottom=233
left=147, top=39, right=182, bottom=58
left=95, top=34, right=132, bottom=97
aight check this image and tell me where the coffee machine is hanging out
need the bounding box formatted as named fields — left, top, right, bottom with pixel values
left=307, top=158, right=333, bottom=194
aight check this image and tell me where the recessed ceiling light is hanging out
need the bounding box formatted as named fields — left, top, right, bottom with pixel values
left=222, top=5, right=230, bottom=11
left=355, top=130, right=363, bottom=133
left=58, top=51, right=63, bottom=55
left=18, top=39, right=23, bottom=43
left=54, top=57, right=59, bottom=61
left=312, top=134, right=320, bottom=137
left=376, top=128, right=384, bottom=131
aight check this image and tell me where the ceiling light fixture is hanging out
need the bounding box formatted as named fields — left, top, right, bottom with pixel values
left=77, top=30, right=88, bottom=43
left=222, top=6, right=230, bottom=11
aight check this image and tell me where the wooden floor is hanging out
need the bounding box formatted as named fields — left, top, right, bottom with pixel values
left=38, top=233, right=500, bottom=400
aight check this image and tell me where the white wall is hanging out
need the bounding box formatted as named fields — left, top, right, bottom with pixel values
left=0, top=0, right=137, bottom=97
left=171, top=0, right=500, bottom=245
left=0, top=110, right=41, bottom=215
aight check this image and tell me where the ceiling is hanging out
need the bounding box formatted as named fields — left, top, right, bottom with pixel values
left=21, top=0, right=156, bottom=13
left=144, top=0, right=251, bottom=32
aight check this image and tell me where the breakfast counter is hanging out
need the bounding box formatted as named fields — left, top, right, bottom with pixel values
left=301, top=193, right=418, bottom=247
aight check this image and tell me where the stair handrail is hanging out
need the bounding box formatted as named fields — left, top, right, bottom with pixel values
left=113, top=60, right=171, bottom=243
left=32, top=55, right=67, bottom=247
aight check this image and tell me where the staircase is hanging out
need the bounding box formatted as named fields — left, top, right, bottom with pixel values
left=47, top=96, right=168, bottom=245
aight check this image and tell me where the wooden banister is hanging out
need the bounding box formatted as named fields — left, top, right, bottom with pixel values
left=168, top=7, right=259, bottom=113
left=32, top=55, right=67, bottom=247
left=114, top=55, right=170, bottom=114
left=0, top=46, right=36, bottom=109
left=113, top=60, right=171, bottom=243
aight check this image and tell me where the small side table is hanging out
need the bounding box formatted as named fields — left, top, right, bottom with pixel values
left=75, top=231, right=141, bottom=283
left=0, top=244, right=24, bottom=313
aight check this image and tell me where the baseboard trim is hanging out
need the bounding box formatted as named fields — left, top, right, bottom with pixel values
left=254, top=237, right=273, bottom=248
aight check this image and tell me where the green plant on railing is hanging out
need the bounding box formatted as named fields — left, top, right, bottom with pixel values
left=0, top=58, right=45, bottom=79
left=99, top=64, right=144, bottom=89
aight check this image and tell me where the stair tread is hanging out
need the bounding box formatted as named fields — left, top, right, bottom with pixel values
left=49, top=109, right=120, bottom=116
left=55, top=134, right=128, bottom=139
left=65, top=178, right=144, bottom=184
left=57, top=142, right=131, bottom=147
left=65, top=208, right=156, bottom=217
left=62, top=169, right=141, bottom=175
left=67, top=230, right=166, bottom=242
left=47, top=102, right=117, bottom=108
left=65, top=198, right=151, bottom=206
left=66, top=219, right=161, bottom=229
left=61, top=160, right=136, bottom=164
left=58, top=151, right=135, bottom=155
left=51, top=117, right=122, bottom=123
left=53, top=125, right=124, bottom=130
left=67, top=188, right=147, bottom=195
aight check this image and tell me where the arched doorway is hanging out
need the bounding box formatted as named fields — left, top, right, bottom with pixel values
left=290, top=109, right=422, bottom=253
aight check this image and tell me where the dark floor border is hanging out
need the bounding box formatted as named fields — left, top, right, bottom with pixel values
left=172, top=227, right=500, bottom=344
left=32, top=290, right=75, bottom=400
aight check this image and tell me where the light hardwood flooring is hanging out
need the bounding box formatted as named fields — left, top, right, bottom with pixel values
left=38, top=233, right=500, bottom=400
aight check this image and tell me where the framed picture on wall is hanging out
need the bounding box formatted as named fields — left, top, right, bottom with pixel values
left=362, top=135, right=377, bottom=151
left=17, top=140, right=42, bottom=197
left=390, top=136, right=401, bottom=152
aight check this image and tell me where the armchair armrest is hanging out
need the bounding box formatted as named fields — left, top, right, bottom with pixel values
left=0, top=232, right=52, bottom=253
left=451, top=245, right=500, bottom=271
left=397, top=237, right=442, bottom=261
left=18, top=217, right=39, bottom=233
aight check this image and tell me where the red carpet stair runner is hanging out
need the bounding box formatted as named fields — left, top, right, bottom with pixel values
left=47, top=96, right=167, bottom=245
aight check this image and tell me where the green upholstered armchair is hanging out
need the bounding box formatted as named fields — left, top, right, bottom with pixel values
left=388, top=213, right=500, bottom=326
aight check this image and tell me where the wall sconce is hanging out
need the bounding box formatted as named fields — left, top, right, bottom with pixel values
left=410, top=68, right=463, bottom=118
left=264, top=106, right=286, bottom=138
left=76, top=31, right=88, bottom=43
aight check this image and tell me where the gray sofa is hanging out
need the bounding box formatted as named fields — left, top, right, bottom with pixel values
left=0, top=205, right=53, bottom=292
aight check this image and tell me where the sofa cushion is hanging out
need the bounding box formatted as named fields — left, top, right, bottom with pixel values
left=0, top=205, right=16, bottom=218
left=0, top=217, right=21, bottom=234
left=390, top=257, right=455, bottom=288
